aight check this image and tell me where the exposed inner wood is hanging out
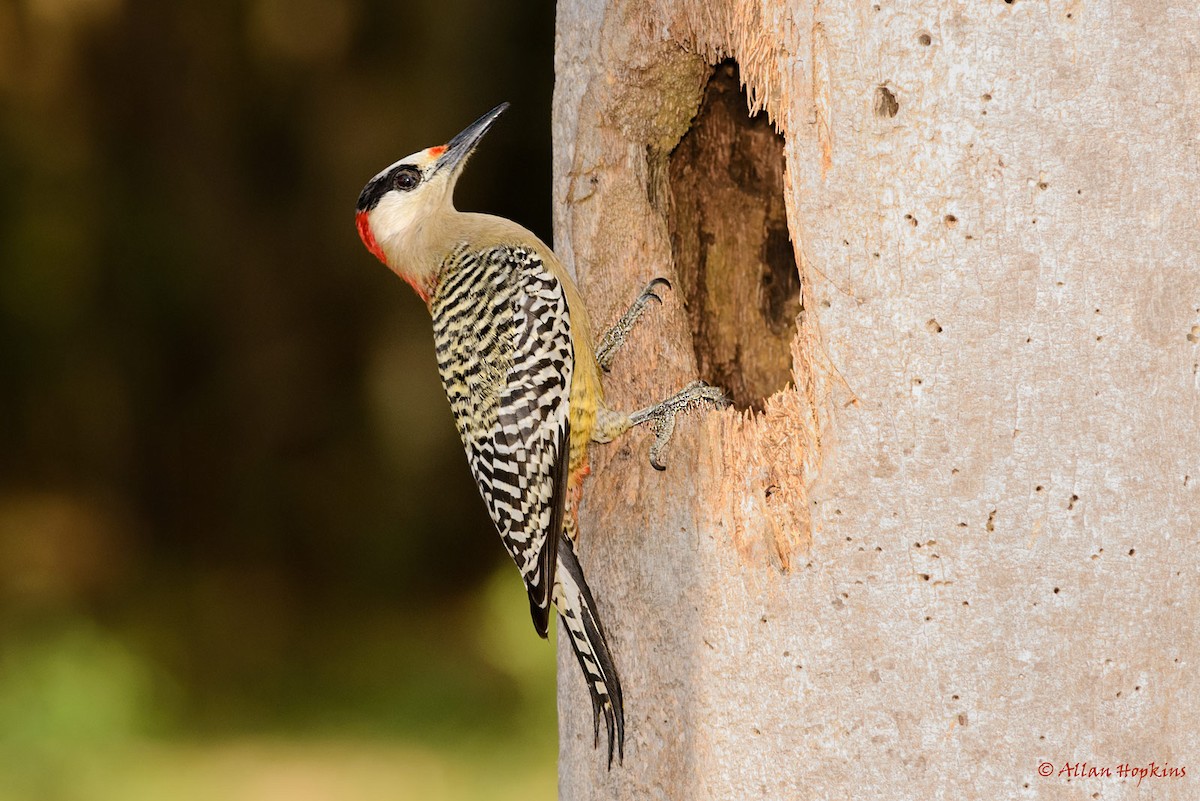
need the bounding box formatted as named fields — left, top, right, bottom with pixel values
left=667, top=61, right=799, bottom=412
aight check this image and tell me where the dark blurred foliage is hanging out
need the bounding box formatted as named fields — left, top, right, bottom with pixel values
left=0, top=0, right=556, bottom=752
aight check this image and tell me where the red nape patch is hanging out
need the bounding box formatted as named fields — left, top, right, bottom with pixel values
left=427, top=145, right=447, bottom=158
left=356, top=211, right=387, bottom=264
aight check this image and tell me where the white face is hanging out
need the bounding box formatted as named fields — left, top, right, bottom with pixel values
left=355, top=102, right=508, bottom=275
left=356, top=146, right=456, bottom=263
left=355, top=102, right=506, bottom=281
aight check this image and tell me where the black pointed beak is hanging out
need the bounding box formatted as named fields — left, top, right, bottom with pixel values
left=432, top=102, right=509, bottom=177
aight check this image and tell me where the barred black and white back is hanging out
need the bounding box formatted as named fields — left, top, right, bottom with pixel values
left=432, top=244, right=570, bottom=633
left=430, top=243, right=625, bottom=764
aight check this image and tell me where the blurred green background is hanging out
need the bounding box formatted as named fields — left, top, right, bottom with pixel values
left=0, top=0, right=558, bottom=798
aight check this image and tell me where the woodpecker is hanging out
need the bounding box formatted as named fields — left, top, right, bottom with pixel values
left=355, top=103, right=724, bottom=767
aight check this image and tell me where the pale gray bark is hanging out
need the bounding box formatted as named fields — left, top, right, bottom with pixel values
left=553, top=1, right=1200, bottom=798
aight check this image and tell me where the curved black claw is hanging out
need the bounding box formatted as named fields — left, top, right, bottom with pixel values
left=641, top=277, right=672, bottom=305
left=639, top=277, right=672, bottom=306
left=647, top=276, right=672, bottom=292
left=647, top=412, right=675, bottom=471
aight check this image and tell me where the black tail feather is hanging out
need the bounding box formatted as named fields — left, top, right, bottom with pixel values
left=555, top=533, right=625, bottom=768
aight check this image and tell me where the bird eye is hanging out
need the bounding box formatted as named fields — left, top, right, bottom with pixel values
left=393, top=167, right=421, bottom=192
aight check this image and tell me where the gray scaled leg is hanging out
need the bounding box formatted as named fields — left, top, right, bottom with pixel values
left=592, top=278, right=727, bottom=470
left=595, top=278, right=672, bottom=372
left=628, top=381, right=727, bottom=470
left=594, top=381, right=728, bottom=471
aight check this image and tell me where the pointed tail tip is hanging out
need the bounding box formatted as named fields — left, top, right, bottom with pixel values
left=600, top=696, right=624, bottom=770
left=608, top=708, right=625, bottom=770
left=589, top=684, right=624, bottom=769
left=556, top=533, right=626, bottom=769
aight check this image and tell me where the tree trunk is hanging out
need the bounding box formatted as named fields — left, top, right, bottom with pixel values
left=553, top=1, right=1199, bottom=798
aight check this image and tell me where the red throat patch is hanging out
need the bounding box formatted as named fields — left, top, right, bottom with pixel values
left=355, top=211, right=432, bottom=304
left=356, top=211, right=387, bottom=265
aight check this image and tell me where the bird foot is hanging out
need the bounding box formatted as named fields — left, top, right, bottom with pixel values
left=629, top=381, right=728, bottom=470
left=595, top=277, right=673, bottom=373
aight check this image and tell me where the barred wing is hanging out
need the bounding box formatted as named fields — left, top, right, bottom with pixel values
left=431, top=244, right=573, bottom=637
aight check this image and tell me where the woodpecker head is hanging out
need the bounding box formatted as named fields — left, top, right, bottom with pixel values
left=355, top=102, right=509, bottom=298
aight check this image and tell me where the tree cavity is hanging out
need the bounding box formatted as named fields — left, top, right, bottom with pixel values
left=667, top=60, right=799, bottom=413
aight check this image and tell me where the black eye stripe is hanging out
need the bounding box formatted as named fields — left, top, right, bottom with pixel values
left=355, top=163, right=422, bottom=212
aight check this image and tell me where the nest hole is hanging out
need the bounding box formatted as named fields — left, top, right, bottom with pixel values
left=667, top=61, right=799, bottom=412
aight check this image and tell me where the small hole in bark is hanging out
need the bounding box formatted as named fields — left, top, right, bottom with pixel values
left=926, top=319, right=943, bottom=333
left=944, top=214, right=957, bottom=226
left=875, top=85, right=900, bottom=118
left=669, top=60, right=799, bottom=412
left=917, top=32, right=932, bottom=45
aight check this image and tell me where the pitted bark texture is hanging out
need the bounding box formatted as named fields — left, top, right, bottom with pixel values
left=554, top=1, right=1200, bottom=799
